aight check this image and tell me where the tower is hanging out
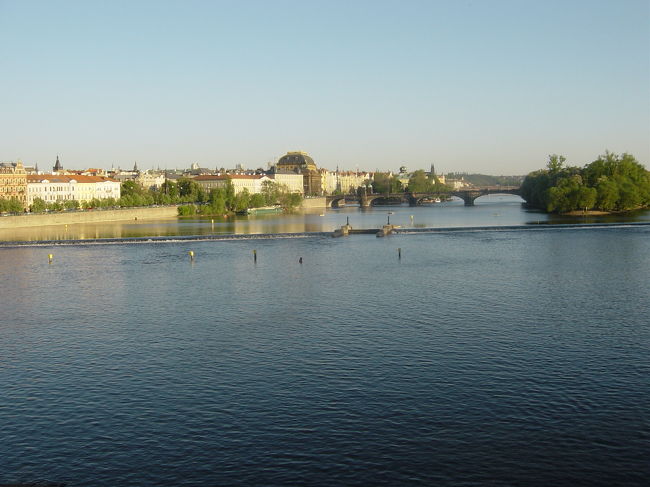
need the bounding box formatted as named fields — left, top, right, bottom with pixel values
left=53, top=155, right=63, bottom=173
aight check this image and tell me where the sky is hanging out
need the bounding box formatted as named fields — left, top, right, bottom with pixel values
left=1, top=0, right=648, bottom=174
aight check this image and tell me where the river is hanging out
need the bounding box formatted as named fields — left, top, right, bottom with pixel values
left=1, top=196, right=649, bottom=486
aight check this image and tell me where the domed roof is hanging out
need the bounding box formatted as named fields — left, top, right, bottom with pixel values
left=277, top=151, right=317, bottom=172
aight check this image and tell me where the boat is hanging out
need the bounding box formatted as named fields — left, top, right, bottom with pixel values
left=239, top=206, right=284, bottom=215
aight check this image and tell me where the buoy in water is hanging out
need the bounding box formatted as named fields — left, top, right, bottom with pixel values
left=299, top=257, right=303, bottom=264
left=48, top=253, right=53, bottom=263
left=189, top=251, right=195, bottom=260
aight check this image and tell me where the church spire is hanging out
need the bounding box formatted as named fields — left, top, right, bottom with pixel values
left=53, top=155, right=63, bottom=173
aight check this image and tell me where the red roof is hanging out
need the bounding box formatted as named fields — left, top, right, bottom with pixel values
left=27, top=174, right=118, bottom=183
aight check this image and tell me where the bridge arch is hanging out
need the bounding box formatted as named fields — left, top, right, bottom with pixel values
left=472, top=193, right=524, bottom=204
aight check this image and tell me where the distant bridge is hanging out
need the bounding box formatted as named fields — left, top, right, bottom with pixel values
left=326, top=186, right=522, bottom=207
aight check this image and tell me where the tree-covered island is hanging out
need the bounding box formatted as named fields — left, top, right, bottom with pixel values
left=521, top=152, right=650, bottom=213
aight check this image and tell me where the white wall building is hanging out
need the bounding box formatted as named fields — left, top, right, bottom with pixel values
left=27, top=175, right=121, bottom=205
left=193, top=174, right=272, bottom=195
left=268, top=171, right=304, bottom=194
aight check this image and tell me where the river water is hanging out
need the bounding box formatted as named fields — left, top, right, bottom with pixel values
left=1, top=196, right=649, bottom=486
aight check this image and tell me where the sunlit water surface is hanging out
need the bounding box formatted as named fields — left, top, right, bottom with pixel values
left=1, top=198, right=649, bottom=486
left=2, top=195, right=649, bottom=243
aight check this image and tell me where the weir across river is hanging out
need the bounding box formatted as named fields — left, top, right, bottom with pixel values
left=326, top=186, right=522, bottom=207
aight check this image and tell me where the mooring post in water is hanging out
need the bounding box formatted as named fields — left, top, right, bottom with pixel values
left=299, top=257, right=303, bottom=264
left=253, top=249, right=257, bottom=263
left=398, top=248, right=401, bottom=259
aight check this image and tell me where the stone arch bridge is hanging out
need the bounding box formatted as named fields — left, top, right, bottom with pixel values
left=326, top=186, right=522, bottom=208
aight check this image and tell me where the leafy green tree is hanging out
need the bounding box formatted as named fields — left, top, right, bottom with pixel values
left=249, top=193, right=266, bottom=208
left=372, top=173, right=402, bottom=194
left=547, top=154, right=566, bottom=174
left=30, top=197, right=47, bottom=213
left=2, top=197, right=25, bottom=213
left=262, top=180, right=281, bottom=205
left=408, top=170, right=432, bottom=193
left=233, top=189, right=250, bottom=212
left=64, top=200, right=80, bottom=210
left=595, top=178, right=619, bottom=211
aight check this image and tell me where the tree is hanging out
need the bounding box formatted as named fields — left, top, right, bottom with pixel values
left=547, top=154, right=566, bottom=174
left=233, top=189, right=250, bottom=212
left=30, top=197, right=47, bottom=213
left=64, top=199, right=80, bottom=210
left=372, top=173, right=399, bottom=194
left=250, top=193, right=266, bottom=208
left=522, top=151, right=649, bottom=213
left=407, top=170, right=431, bottom=193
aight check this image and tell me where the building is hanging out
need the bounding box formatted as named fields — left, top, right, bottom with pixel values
left=0, top=160, right=28, bottom=208
left=136, top=171, right=166, bottom=191
left=266, top=168, right=304, bottom=194
left=337, top=170, right=371, bottom=194
left=27, top=174, right=121, bottom=206
left=319, top=168, right=338, bottom=195
left=53, top=155, right=63, bottom=173
left=276, top=151, right=322, bottom=195
left=193, top=174, right=272, bottom=195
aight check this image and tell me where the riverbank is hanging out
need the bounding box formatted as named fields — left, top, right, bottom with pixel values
left=0, top=206, right=179, bottom=229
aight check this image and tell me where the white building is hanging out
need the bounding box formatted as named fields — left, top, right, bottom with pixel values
left=136, top=171, right=166, bottom=190
left=268, top=171, right=304, bottom=194
left=193, top=174, right=272, bottom=195
left=27, top=174, right=121, bottom=205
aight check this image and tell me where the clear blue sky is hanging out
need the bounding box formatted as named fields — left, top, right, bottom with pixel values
left=1, top=0, right=648, bottom=174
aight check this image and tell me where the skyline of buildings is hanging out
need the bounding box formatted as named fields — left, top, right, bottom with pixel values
left=1, top=151, right=471, bottom=210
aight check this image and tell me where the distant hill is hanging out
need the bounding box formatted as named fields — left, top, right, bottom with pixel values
left=445, top=173, right=524, bottom=187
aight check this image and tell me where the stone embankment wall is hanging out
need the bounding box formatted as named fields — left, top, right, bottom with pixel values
left=0, top=206, right=179, bottom=229
left=300, top=197, right=327, bottom=209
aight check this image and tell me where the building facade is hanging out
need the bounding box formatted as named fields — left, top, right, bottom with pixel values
left=276, top=151, right=322, bottom=196
left=267, top=170, right=304, bottom=194
left=193, top=174, right=272, bottom=195
left=27, top=175, right=121, bottom=206
left=0, top=160, right=28, bottom=208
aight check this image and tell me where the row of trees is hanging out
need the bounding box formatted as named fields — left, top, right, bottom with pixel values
left=406, top=170, right=451, bottom=194
left=178, top=180, right=302, bottom=216
left=521, top=152, right=650, bottom=213
left=21, top=177, right=302, bottom=215
left=446, top=173, right=523, bottom=187
left=0, top=197, right=25, bottom=214
left=358, top=170, right=452, bottom=195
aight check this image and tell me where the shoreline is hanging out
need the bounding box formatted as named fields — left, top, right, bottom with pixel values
left=0, top=206, right=179, bottom=229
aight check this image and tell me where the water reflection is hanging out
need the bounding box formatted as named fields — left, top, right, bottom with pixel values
left=1, top=196, right=648, bottom=242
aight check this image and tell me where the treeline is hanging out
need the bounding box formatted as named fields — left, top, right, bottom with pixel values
left=0, top=197, right=25, bottom=214
left=26, top=178, right=205, bottom=213
left=446, top=173, right=524, bottom=187
left=355, top=170, right=452, bottom=195
left=178, top=180, right=302, bottom=216
left=24, top=177, right=302, bottom=215
left=406, top=170, right=451, bottom=193
left=521, top=152, right=650, bottom=213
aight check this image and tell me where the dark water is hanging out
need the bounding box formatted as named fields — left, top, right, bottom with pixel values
left=1, top=199, right=649, bottom=486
